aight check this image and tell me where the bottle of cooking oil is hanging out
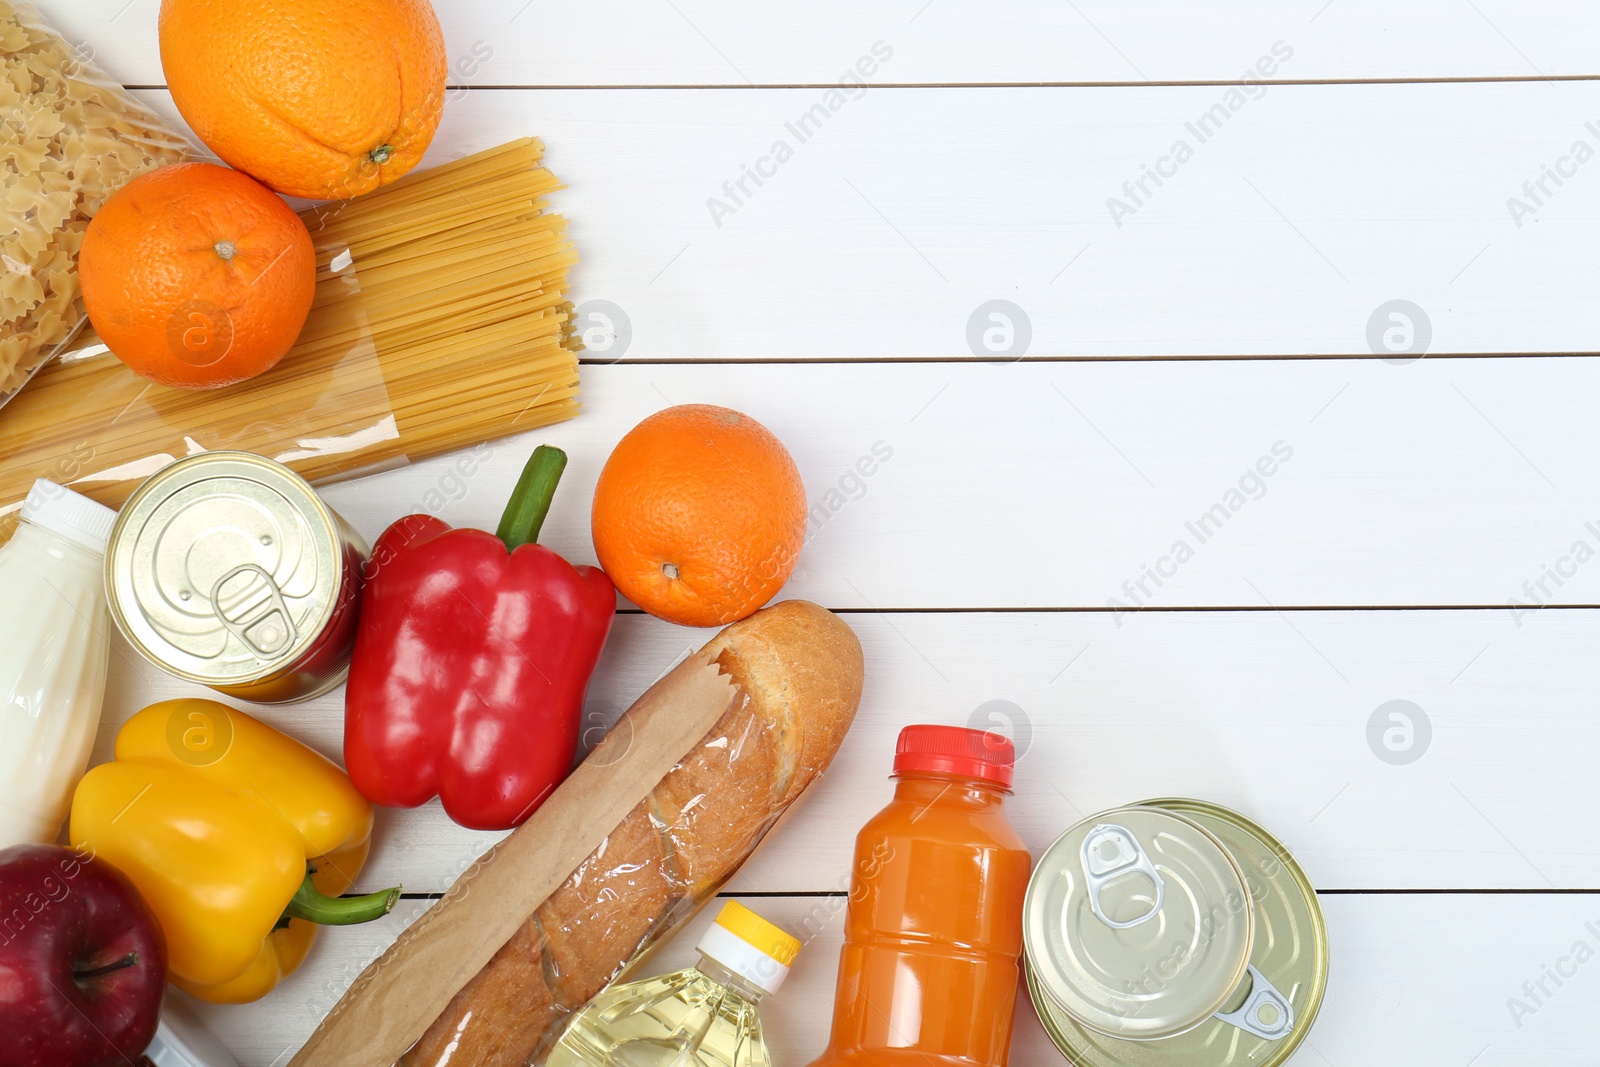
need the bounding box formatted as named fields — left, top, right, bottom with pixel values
left=547, top=901, right=800, bottom=1067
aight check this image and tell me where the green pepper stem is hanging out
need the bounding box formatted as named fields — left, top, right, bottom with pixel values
left=496, top=444, right=568, bottom=551
left=280, top=871, right=400, bottom=927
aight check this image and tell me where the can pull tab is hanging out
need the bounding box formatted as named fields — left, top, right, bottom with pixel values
left=211, top=564, right=298, bottom=660
left=1213, top=965, right=1295, bottom=1040
left=1080, top=823, right=1166, bottom=930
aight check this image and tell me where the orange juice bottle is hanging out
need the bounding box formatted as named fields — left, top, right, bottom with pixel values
left=808, top=725, right=1032, bottom=1067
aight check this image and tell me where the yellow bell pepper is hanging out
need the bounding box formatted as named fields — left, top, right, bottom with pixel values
left=69, top=698, right=400, bottom=1003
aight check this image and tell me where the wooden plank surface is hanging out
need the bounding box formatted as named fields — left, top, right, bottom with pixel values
left=184, top=893, right=1600, bottom=1067
left=25, top=2, right=1600, bottom=1065
left=98, top=607, right=1600, bottom=893
left=308, top=361, right=1599, bottom=611
left=42, top=1, right=1600, bottom=86
left=120, top=84, right=1600, bottom=360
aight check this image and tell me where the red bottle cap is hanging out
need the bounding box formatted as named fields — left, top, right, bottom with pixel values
left=893, top=725, right=1015, bottom=788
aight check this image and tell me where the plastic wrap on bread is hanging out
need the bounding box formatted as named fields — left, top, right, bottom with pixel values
left=403, top=600, right=864, bottom=1066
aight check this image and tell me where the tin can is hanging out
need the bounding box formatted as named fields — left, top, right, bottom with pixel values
left=105, top=452, right=369, bottom=705
left=1023, top=798, right=1327, bottom=1067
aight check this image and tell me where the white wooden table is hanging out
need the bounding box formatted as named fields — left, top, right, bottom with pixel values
left=39, top=2, right=1600, bottom=1064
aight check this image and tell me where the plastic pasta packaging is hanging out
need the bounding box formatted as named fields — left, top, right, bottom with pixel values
left=0, top=138, right=582, bottom=544
left=0, top=1, right=189, bottom=408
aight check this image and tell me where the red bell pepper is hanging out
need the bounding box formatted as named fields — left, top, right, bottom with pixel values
left=344, top=446, right=615, bottom=830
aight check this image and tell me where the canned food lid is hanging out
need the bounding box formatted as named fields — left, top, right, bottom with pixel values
left=1024, top=807, right=1254, bottom=1040
left=106, top=453, right=345, bottom=685
left=1025, top=800, right=1329, bottom=1067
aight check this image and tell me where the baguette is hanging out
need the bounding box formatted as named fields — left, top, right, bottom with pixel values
left=406, top=600, right=864, bottom=1066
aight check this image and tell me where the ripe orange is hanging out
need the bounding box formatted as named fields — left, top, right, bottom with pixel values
left=78, top=163, right=316, bottom=390
left=158, top=0, right=446, bottom=200
left=592, top=405, right=808, bottom=628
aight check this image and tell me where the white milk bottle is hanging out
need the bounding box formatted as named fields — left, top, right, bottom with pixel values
left=0, top=480, right=116, bottom=847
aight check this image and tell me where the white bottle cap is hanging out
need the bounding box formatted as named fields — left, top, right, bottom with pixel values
left=20, top=480, right=117, bottom=556
left=695, top=900, right=801, bottom=996
left=144, top=999, right=241, bottom=1067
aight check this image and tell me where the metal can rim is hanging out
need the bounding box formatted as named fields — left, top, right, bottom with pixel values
left=1023, top=804, right=1255, bottom=1040
left=1025, top=798, right=1330, bottom=1067
left=1133, top=797, right=1330, bottom=1063
left=105, top=451, right=349, bottom=687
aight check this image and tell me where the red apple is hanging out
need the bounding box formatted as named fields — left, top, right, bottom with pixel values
left=0, top=843, right=167, bottom=1067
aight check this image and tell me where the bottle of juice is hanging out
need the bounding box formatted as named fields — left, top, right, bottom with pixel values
left=547, top=900, right=800, bottom=1067
left=808, top=725, right=1032, bottom=1067
left=0, top=480, right=116, bottom=848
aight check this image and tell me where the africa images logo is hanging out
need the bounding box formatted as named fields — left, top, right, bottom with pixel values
left=1504, top=122, right=1600, bottom=229
left=1107, top=441, right=1294, bottom=622
left=706, top=42, right=895, bottom=228
left=1105, top=41, right=1294, bottom=228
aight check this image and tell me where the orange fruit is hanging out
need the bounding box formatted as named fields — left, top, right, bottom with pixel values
left=79, top=163, right=316, bottom=390
left=592, top=405, right=808, bottom=628
left=158, top=0, right=446, bottom=200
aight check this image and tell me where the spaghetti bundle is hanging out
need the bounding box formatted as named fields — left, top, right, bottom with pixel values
left=0, top=138, right=581, bottom=540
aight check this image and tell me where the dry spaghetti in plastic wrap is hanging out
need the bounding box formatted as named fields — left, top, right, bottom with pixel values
left=0, top=138, right=582, bottom=543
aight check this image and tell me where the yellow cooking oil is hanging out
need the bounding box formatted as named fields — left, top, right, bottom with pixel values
left=546, top=901, right=801, bottom=1067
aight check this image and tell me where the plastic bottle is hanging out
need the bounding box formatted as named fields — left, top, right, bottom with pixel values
left=0, top=480, right=116, bottom=847
left=547, top=900, right=800, bottom=1067
left=807, top=725, right=1033, bottom=1067
left=143, top=999, right=243, bottom=1067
